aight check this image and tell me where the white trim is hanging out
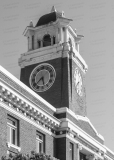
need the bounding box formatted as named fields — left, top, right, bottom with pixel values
left=56, top=107, right=104, bottom=140
left=19, top=52, right=63, bottom=67
left=0, top=65, right=56, bottom=112
left=60, top=120, right=106, bottom=153
left=104, top=146, right=114, bottom=157
left=7, top=122, right=17, bottom=129
left=55, top=134, right=104, bottom=160
left=0, top=101, right=54, bottom=136
left=7, top=142, right=21, bottom=152
left=0, top=82, right=60, bottom=126
left=104, top=154, right=114, bottom=160
left=72, top=48, right=88, bottom=73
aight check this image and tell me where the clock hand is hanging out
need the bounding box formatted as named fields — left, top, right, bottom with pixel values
left=36, top=76, right=43, bottom=84
left=42, top=76, right=44, bottom=85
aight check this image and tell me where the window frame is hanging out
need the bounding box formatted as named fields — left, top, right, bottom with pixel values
left=36, top=131, right=45, bottom=153
left=7, top=115, right=19, bottom=147
left=69, top=142, right=74, bottom=160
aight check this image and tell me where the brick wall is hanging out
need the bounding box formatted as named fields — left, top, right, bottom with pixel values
left=0, top=107, right=55, bottom=157
left=0, top=107, right=7, bottom=157
left=56, top=137, right=66, bottom=160
left=20, top=57, right=69, bottom=109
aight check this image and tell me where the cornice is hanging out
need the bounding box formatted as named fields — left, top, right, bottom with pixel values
left=55, top=134, right=104, bottom=160
left=56, top=107, right=104, bottom=141
left=0, top=83, right=60, bottom=129
left=0, top=100, right=55, bottom=135
left=0, top=66, right=56, bottom=113
left=59, top=118, right=106, bottom=153
left=19, top=42, right=88, bottom=74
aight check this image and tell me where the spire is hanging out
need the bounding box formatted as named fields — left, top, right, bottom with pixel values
left=51, top=6, right=56, bottom=12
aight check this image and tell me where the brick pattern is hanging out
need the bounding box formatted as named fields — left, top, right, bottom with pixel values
left=0, top=107, right=7, bottom=157
left=71, top=60, right=86, bottom=116
left=20, top=55, right=87, bottom=117
left=56, top=137, right=66, bottom=160
left=20, top=58, right=69, bottom=109
left=0, top=107, right=55, bottom=156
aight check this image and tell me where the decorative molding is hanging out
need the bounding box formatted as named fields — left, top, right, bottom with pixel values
left=0, top=101, right=56, bottom=136
left=0, top=83, right=60, bottom=128
left=86, top=154, right=98, bottom=160
left=7, top=142, right=21, bottom=152
left=77, top=143, right=83, bottom=150
left=0, top=65, right=56, bottom=113
left=60, top=120, right=106, bottom=153
left=55, top=134, right=104, bottom=160
left=56, top=107, right=104, bottom=141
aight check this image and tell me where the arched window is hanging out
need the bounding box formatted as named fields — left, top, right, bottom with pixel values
left=43, top=34, right=51, bottom=47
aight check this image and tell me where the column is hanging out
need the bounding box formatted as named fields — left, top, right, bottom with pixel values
left=28, top=36, right=32, bottom=51
left=64, top=27, right=68, bottom=42
left=56, top=29, right=58, bottom=43
left=76, top=143, right=82, bottom=160
left=51, top=36, right=53, bottom=45
left=34, top=35, right=37, bottom=49
left=59, top=27, right=63, bottom=42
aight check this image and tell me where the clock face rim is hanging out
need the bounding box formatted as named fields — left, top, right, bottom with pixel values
left=29, top=63, right=56, bottom=92
left=74, top=68, right=83, bottom=97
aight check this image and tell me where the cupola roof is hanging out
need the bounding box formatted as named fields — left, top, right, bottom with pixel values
left=35, top=6, right=64, bottom=27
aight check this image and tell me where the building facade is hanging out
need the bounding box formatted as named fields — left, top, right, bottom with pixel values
left=0, top=6, right=114, bottom=160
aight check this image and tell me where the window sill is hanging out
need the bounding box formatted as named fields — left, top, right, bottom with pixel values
left=7, top=142, right=21, bottom=152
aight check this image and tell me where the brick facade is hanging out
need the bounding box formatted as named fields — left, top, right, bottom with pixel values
left=0, top=6, right=113, bottom=160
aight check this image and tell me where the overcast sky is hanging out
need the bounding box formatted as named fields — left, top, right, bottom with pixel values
left=0, top=0, right=114, bottom=152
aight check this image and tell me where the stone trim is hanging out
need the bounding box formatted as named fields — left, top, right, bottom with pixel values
left=55, top=134, right=104, bottom=160
left=7, top=142, right=21, bottom=152
left=0, top=66, right=56, bottom=113
left=60, top=120, right=106, bottom=153
left=0, top=101, right=56, bottom=135
left=56, top=107, right=104, bottom=141
left=0, top=84, right=60, bottom=129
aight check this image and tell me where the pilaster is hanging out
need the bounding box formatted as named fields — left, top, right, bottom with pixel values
left=76, top=143, right=83, bottom=160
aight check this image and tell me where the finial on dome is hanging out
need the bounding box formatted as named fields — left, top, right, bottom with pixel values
left=62, top=11, right=65, bottom=17
left=51, top=6, right=56, bottom=12
left=29, top=20, right=33, bottom=27
left=74, top=28, right=77, bottom=33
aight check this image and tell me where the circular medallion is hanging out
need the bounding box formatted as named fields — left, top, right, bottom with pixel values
left=74, top=68, right=83, bottom=96
left=29, top=63, right=56, bottom=92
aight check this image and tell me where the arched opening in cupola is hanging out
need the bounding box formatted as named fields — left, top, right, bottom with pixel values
left=43, top=34, right=51, bottom=47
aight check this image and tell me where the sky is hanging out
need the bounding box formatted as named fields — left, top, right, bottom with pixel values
left=0, top=0, right=114, bottom=152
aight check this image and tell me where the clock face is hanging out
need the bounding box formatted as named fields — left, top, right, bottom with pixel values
left=74, top=68, right=83, bottom=96
left=29, top=63, right=56, bottom=92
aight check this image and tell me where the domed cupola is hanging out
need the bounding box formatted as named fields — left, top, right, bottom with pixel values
left=35, top=6, right=64, bottom=27
left=23, top=6, right=74, bottom=51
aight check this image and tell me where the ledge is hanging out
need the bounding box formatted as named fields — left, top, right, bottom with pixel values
left=7, top=142, right=21, bottom=152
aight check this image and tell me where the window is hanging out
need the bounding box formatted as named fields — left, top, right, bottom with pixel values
left=7, top=115, right=19, bottom=146
left=43, top=34, right=51, bottom=47
left=69, top=142, right=74, bottom=160
left=36, top=132, right=45, bottom=153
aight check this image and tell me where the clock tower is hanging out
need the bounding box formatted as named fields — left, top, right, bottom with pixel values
left=18, top=6, right=88, bottom=116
